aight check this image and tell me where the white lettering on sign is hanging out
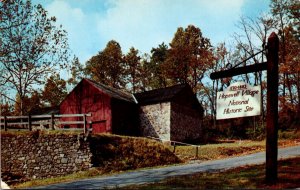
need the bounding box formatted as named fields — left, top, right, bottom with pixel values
left=216, top=81, right=261, bottom=120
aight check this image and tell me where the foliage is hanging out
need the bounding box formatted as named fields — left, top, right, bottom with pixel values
left=41, top=74, right=67, bottom=107
left=12, top=74, right=67, bottom=115
left=85, top=40, right=125, bottom=89
left=14, top=90, right=42, bottom=115
left=199, top=43, right=229, bottom=122
left=0, top=102, right=13, bottom=116
left=278, top=129, right=300, bottom=140
left=67, top=56, right=85, bottom=87
left=0, top=0, right=70, bottom=115
left=88, top=134, right=181, bottom=171
left=138, top=53, right=152, bottom=91
left=245, top=123, right=265, bottom=140
left=147, top=43, right=169, bottom=89
left=163, top=25, right=214, bottom=92
left=202, top=0, right=300, bottom=134
left=270, top=0, right=300, bottom=125
left=123, top=47, right=143, bottom=93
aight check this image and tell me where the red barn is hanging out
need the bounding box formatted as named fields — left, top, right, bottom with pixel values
left=59, top=78, right=139, bottom=135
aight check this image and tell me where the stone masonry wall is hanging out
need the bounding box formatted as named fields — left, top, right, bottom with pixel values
left=1, top=131, right=92, bottom=181
left=139, top=102, right=171, bottom=141
left=171, top=103, right=202, bottom=143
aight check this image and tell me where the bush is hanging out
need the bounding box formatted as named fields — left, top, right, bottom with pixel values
left=278, top=130, right=300, bottom=140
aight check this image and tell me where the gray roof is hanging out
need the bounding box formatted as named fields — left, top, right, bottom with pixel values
left=134, top=84, right=189, bottom=105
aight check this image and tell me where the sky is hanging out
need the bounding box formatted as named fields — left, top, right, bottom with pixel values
left=32, top=0, right=270, bottom=64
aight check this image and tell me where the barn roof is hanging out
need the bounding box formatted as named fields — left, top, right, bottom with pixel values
left=79, top=79, right=199, bottom=106
left=86, top=79, right=136, bottom=103
left=134, top=84, right=189, bottom=105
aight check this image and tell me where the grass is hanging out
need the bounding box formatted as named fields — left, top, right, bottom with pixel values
left=168, top=139, right=299, bottom=162
left=0, top=129, right=82, bottom=137
left=12, top=168, right=104, bottom=189
left=124, top=156, right=300, bottom=189
left=88, top=134, right=182, bottom=171
left=279, top=129, right=300, bottom=140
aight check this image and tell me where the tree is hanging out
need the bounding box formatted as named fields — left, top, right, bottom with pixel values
left=68, top=56, right=85, bottom=87
left=163, top=25, right=214, bottom=92
left=124, top=47, right=142, bottom=93
left=270, top=0, right=300, bottom=127
left=0, top=102, right=13, bottom=116
left=41, top=74, right=67, bottom=107
left=0, top=0, right=70, bottom=115
left=85, top=50, right=107, bottom=84
left=279, top=26, right=300, bottom=127
left=206, top=43, right=228, bottom=117
left=138, top=53, right=152, bottom=92
left=164, top=27, right=190, bottom=85
left=148, top=43, right=169, bottom=89
left=270, top=0, right=294, bottom=98
left=14, top=90, right=42, bottom=115
left=231, top=14, right=278, bottom=127
left=287, top=0, right=300, bottom=38
left=85, top=40, right=125, bottom=89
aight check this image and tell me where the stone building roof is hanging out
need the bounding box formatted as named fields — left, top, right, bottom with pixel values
left=134, top=84, right=189, bottom=105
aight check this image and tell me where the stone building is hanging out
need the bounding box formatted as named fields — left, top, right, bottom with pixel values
left=135, top=84, right=203, bottom=143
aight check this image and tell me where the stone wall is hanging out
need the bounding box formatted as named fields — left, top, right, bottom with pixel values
left=139, top=102, right=171, bottom=141
left=1, top=131, right=92, bottom=181
left=1, top=132, right=182, bottom=185
left=171, top=103, right=202, bottom=142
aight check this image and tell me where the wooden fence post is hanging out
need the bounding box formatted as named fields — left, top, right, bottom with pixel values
left=4, top=116, right=7, bottom=131
left=83, top=114, right=87, bottom=134
left=196, top=146, right=199, bottom=158
left=173, top=142, right=176, bottom=153
left=266, top=32, right=279, bottom=184
left=51, top=113, right=55, bottom=130
left=89, top=121, right=93, bottom=133
left=28, top=115, right=32, bottom=131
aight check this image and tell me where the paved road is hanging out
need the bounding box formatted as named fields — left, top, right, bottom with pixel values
left=34, top=146, right=300, bottom=189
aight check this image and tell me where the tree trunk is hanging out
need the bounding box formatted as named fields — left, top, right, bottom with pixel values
left=286, top=74, right=294, bottom=104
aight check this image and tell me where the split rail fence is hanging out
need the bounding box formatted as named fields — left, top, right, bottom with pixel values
left=147, top=136, right=200, bottom=158
left=0, top=113, right=91, bottom=134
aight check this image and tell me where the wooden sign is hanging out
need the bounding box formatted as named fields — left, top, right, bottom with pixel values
left=216, top=82, right=261, bottom=120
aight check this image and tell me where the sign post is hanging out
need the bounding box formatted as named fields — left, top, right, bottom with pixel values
left=210, top=32, right=279, bottom=184
left=266, top=32, right=279, bottom=184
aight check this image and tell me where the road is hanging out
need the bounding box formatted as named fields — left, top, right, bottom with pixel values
left=34, top=145, right=300, bottom=189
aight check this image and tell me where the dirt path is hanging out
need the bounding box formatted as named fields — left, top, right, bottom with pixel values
left=33, top=145, right=300, bottom=189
